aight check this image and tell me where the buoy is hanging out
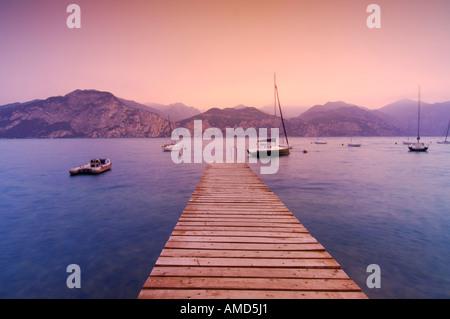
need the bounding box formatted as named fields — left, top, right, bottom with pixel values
left=303, top=149, right=308, bottom=153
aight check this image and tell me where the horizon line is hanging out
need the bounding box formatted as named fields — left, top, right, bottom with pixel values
left=1, top=88, right=449, bottom=112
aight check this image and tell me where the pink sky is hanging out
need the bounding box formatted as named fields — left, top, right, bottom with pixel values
left=1, top=0, right=450, bottom=111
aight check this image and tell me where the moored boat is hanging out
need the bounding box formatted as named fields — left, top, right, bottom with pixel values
left=248, top=74, right=291, bottom=158
left=408, top=86, right=429, bottom=152
left=437, top=119, right=450, bottom=144
left=70, top=158, right=112, bottom=175
left=161, top=116, right=181, bottom=152
left=348, top=137, right=361, bottom=147
left=248, top=139, right=290, bottom=158
left=408, top=142, right=428, bottom=152
left=161, top=142, right=181, bottom=152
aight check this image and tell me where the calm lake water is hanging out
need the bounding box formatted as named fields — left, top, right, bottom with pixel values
left=0, top=137, right=449, bottom=299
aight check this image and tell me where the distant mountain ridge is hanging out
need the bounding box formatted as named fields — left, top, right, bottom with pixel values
left=118, top=98, right=201, bottom=122
left=1, top=89, right=450, bottom=138
left=377, top=99, right=450, bottom=136
left=0, top=90, right=171, bottom=138
left=146, top=102, right=201, bottom=122
left=288, top=101, right=404, bottom=137
left=258, top=104, right=309, bottom=118
left=176, top=101, right=405, bottom=137
left=176, top=106, right=278, bottom=135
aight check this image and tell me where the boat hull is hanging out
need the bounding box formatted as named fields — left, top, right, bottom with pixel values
left=70, top=159, right=112, bottom=175
left=247, top=147, right=290, bottom=158
left=161, top=144, right=181, bottom=152
left=408, top=144, right=428, bottom=152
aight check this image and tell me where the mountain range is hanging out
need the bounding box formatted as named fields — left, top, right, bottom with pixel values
left=377, top=99, right=450, bottom=136
left=1, top=89, right=450, bottom=138
left=0, top=90, right=171, bottom=138
left=117, top=98, right=201, bottom=122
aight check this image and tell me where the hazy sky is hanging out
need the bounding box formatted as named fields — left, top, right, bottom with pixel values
left=1, top=0, right=450, bottom=111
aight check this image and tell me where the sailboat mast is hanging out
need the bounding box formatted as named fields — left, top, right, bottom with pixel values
left=417, top=85, right=421, bottom=142
left=168, top=115, right=175, bottom=141
left=274, top=73, right=289, bottom=147
left=445, top=119, right=450, bottom=142
left=273, top=74, right=277, bottom=123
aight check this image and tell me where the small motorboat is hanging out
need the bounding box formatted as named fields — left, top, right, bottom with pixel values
left=70, top=158, right=112, bottom=175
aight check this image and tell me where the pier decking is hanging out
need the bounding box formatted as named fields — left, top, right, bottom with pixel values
left=138, top=163, right=367, bottom=299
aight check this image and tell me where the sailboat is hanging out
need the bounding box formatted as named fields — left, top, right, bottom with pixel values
left=408, top=86, right=429, bottom=152
left=161, top=115, right=181, bottom=152
left=402, top=137, right=411, bottom=145
left=437, top=119, right=450, bottom=144
left=248, top=74, right=291, bottom=157
left=348, top=137, right=361, bottom=147
left=314, top=137, right=327, bottom=144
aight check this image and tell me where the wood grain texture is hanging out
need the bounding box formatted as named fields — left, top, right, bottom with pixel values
left=138, top=163, right=367, bottom=299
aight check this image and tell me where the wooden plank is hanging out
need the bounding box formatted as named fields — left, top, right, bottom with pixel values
left=138, top=289, right=367, bottom=299
left=149, top=266, right=349, bottom=279
left=159, top=248, right=332, bottom=259
left=178, top=217, right=300, bottom=223
left=183, top=210, right=291, bottom=214
left=186, top=201, right=287, bottom=205
left=184, top=205, right=290, bottom=210
left=175, top=221, right=303, bottom=228
left=174, top=225, right=309, bottom=233
left=179, top=213, right=298, bottom=218
left=187, top=200, right=285, bottom=203
left=182, top=210, right=293, bottom=215
left=167, top=236, right=316, bottom=244
left=163, top=241, right=325, bottom=251
left=179, top=214, right=298, bottom=220
left=171, top=230, right=310, bottom=237
left=155, top=256, right=340, bottom=268
left=143, top=276, right=361, bottom=291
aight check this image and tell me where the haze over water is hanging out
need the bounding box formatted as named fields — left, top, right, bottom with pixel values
left=0, top=137, right=448, bottom=298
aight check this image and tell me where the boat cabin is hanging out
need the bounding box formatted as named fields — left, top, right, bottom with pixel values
left=90, top=159, right=103, bottom=167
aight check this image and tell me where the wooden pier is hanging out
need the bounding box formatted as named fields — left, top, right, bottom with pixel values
left=138, top=163, right=367, bottom=299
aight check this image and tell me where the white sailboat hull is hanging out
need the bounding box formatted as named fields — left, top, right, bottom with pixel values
left=408, top=142, right=428, bottom=152
left=248, top=146, right=290, bottom=158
